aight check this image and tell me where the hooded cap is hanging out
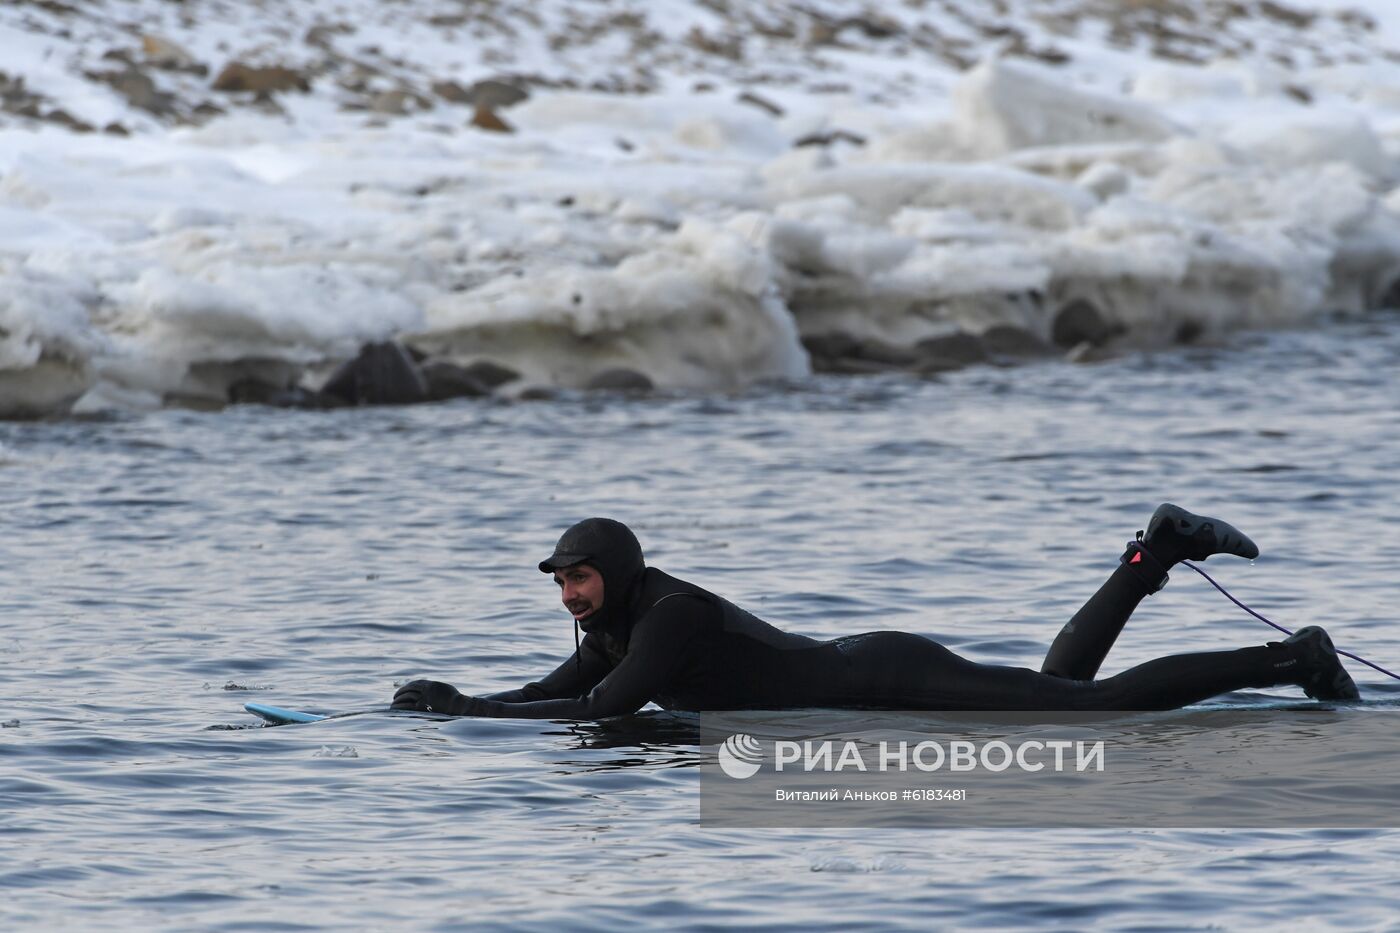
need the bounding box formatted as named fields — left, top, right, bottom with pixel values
left=539, top=518, right=646, bottom=635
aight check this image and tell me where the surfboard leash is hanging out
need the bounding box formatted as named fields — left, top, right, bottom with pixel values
left=1180, top=559, right=1400, bottom=683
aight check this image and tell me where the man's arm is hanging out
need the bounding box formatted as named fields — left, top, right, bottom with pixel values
left=481, top=633, right=613, bottom=703
left=458, top=596, right=712, bottom=719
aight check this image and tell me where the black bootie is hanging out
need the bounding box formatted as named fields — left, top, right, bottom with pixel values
left=1279, top=626, right=1361, bottom=701
left=1142, top=503, right=1259, bottom=565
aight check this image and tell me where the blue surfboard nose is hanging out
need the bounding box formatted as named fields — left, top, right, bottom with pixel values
left=245, top=702, right=327, bottom=725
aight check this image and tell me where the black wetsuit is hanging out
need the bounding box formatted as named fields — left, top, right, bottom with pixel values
left=391, top=515, right=1319, bottom=718
left=462, top=565, right=1304, bottom=719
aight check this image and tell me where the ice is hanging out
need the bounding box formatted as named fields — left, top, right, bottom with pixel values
left=1220, top=111, right=1395, bottom=180
left=773, top=163, right=1095, bottom=229
left=1306, top=62, right=1400, bottom=110
left=953, top=58, right=1182, bottom=156
left=2, top=0, right=1400, bottom=414
left=417, top=216, right=809, bottom=389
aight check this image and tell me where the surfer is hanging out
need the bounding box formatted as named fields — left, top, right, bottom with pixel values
left=391, top=507, right=1359, bottom=718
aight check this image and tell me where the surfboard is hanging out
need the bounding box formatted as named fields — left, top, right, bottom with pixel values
left=244, top=703, right=457, bottom=726
left=245, top=702, right=329, bottom=725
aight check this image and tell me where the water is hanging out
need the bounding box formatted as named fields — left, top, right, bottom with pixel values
left=4, top=318, right=1400, bottom=930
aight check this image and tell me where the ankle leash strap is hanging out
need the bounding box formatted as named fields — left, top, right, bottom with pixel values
left=1121, top=535, right=1170, bottom=593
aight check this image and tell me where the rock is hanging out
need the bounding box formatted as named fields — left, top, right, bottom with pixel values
left=141, top=35, right=206, bottom=75
left=1, top=73, right=46, bottom=119
left=212, top=62, right=311, bottom=94
left=753, top=19, right=798, bottom=41
left=737, top=91, right=784, bottom=117
left=801, top=333, right=864, bottom=363
left=431, top=80, right=473, bottom=104
left=44, top=108, right=94, bottom=132
left=0, top=71, right=33, bottom=104
left=470, top=103, right=514, bottom=133
left=687, top=27, right=743, bottom=60
left=1258, top=1, right=1314, bottom=29
left=854, top=341, right=920, bottom=367
left=801, top=333, right=918, bottom=373
left=1378, top=278, right=1400, bottom=310
left=473, top=79, right=532, bottom=109
left=369, top=89, right=428, bottom=115
left=839, top=15, right=902, bottom=39
left=305, top=23, right=355, bottom=49
left=320, top=341, right=429, bottom=406
left=516, top=385, right=559, bottom=401
left=586, top=368, right=654, bottom=392
left=103, top=121, right=130, bottom=136
left=1337, top=8, right=1377, bottom=31
left=915, top=332, right=988, bottom=372
left=1174, top=319, right=1205, bottom=344
left=191, top=101, right=226, bottom=121
left=336, top=66, right=379, bottom=96
left=421, top=360, right=491, bottom=401
left=228, top=379, right=344, bottom=409
left=823, top=358, right=898, bottom=375
left=459, top=360, right=522, bottom=390
left=252, top=90, right=287, bottom=116
left=807, top=21, right=840, bottom=47
left=90, top=67, right=178, bottom=117
left=433, top=78, right=532, bottom=111
left=980, top=324, right=1054, bottom=358
left=794, top=129, right=867, bottom=147
left=1051, top=299, right=1123, bottom=349
left=1004, top=35, right=1072, bottom=66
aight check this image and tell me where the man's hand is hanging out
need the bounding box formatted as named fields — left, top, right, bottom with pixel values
left=391, top=679, right=471, bottom=715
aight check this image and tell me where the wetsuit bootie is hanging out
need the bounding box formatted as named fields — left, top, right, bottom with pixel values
left=1280, top=626, right=1360, bottom=701
left=1142, top=503, right=1259, bottom=565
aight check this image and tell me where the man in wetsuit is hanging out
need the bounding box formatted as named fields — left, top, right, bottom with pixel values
left=390, top=506, right=1360, bottom=718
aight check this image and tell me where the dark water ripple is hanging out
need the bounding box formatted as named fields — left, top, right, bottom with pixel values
left=4, top=319, right=1400, bottom=928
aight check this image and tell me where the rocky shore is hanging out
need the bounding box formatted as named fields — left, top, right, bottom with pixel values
left=4, top=0, right=1400, bottom=416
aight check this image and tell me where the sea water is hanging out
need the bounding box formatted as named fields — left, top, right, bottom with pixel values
left=3, top=316, right=1400, bottom=929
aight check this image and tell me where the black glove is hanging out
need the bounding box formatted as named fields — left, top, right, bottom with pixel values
left=391, top=679, right=470, bottom=715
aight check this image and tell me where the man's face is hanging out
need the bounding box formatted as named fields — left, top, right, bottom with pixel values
left=554, top=563, right=605, bottom=622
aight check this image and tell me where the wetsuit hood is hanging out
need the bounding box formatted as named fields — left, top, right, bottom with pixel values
left=539, top=517, right=646, bottom=636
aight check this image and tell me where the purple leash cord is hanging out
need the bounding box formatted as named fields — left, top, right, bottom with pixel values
left=1181, top=559, right=1400, bottom=683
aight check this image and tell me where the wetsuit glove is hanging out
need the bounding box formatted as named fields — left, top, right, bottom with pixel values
left=391, top=679, right=470, bottom=715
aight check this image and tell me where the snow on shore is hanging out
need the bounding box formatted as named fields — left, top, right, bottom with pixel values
left=3, top=0, right=1400, bottom=414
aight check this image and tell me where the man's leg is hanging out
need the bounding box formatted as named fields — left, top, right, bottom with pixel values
left=1040, top=563, right=1154, bottom=680
left=880, top=626, right=1356, bottom=709
left=1086, top=626, right=1358, bottom=708
left=1041, top=504, right=1260, bottom=680
left=836, top=626, right=1357, bottom=710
